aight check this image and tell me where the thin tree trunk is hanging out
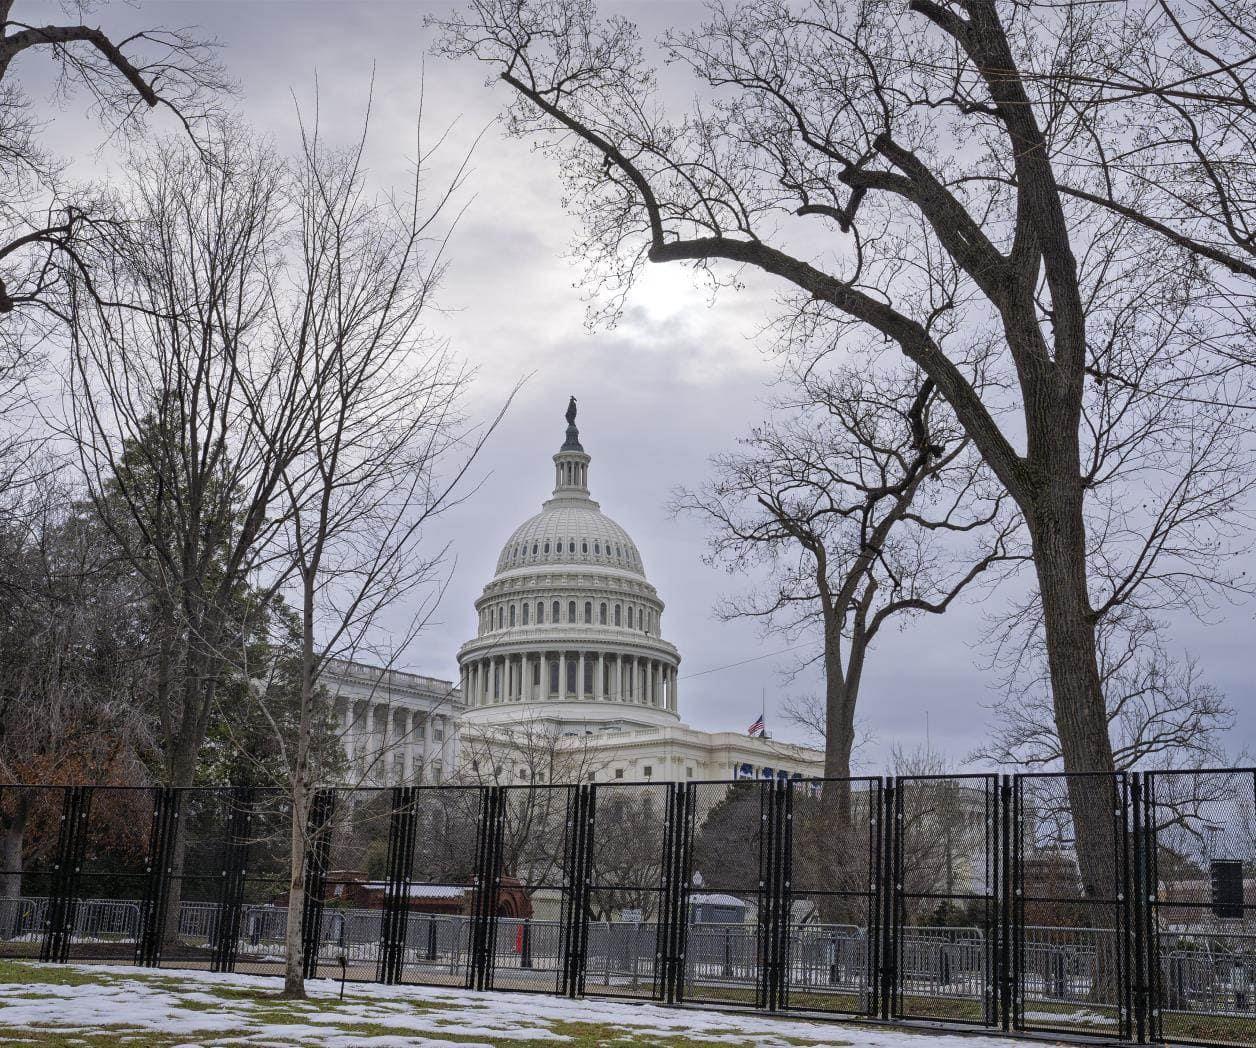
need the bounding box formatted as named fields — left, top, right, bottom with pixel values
left=283, top=775, right=309, bottom=997
left=819, top=628, right=863, bottom=923
left=0, top=797, right=28, bottom=940
left=282, top=579, right=318, bottom=999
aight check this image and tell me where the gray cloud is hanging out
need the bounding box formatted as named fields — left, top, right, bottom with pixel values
left=15, top=0, right=1255, bottom=768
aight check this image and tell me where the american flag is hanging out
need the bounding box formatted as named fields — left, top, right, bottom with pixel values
left=747, top=714, right=765, bottom=737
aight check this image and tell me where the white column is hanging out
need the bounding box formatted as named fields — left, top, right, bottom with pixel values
left=352, top=701, right=367, bottom=772
left=595, top=653, right=604, bottom=699
left=341, top=701, right=355, bottom=764
left=446, top=718, right=459, bottom=777
left=577, top=652, right=586, bottom=698
left=375, top=703, right=388, bottom=762
left=402, top=710, right=415, bottom=782
left=423, top=710, right=433, bottom=771
left=440, top=715, right=453, bottom=775
left=558, top=652, right=566, bottom=698
left=540, top=652, right=549, bottom=699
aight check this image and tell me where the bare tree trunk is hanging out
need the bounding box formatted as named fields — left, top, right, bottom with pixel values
left=282, top=583, right=317, bottom=999
left=283, top=776, right=309, bottom=998
left=1030, top=481, right=1118, bottom=899
left=819, top=633, right=862, bottom=923
left=0, top=797, right=28, bottom=940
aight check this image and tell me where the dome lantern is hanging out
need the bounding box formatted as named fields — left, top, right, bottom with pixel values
left=553, top=395, right=591, bottom=499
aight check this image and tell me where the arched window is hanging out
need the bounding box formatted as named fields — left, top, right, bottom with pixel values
left=568, top=540, right=576, bottom=553
left=552, top=600, right=560, bottom=621
left=627, top=606, right=634, bottom=629
left=543, top=541, right=550, bottom=554
left=599, top=603, right=607, bottom=625
left=582, top=540, right=588, bottom=553
left=584, top=601, right=592, bottom=624
left=536, top=602, right=544, bottom=624
left=593, top=541, right=600, bottom=555
left=568, top=600, right=577, bottom=622
left=508, top=604, right=516, bottom=626
left=497, top=606, right=504, bottom=629
left=614, top=604, right=622, bottom=626
left=522, top=603, right=530, bottom=625
left=532, top=543, right=538, bottom=555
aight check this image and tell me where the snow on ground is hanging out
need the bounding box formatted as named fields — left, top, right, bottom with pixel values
left=0, top=962, right=1045, bottom=1047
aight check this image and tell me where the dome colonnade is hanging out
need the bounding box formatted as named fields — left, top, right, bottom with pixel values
left=457, top=398, right=680, bottom=733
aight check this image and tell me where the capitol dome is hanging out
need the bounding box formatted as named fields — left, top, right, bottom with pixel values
left=457, top=398, right=681, bottom=732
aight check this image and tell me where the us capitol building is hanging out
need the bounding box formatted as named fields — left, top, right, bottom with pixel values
left=327, top=399, right=822, bottom=785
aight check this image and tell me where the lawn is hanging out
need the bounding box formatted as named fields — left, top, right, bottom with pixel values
left=0, top=960, right=1041, bottom=1047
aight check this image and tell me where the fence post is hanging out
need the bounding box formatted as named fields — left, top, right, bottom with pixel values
left=300, top=787, right=335, bottom=980
left=379, top=785, right=417, bottom=985
left=659, top=780, right=688, bottom=1006
left=211, top=786, right=252, bottom=973
left=137, top=786, right=179, bottom=968
left=999, top=775, right=1013, bottom=1033
left=42, top=785, right=88, bottom=965
left=670, top=781, right=696, bottom=1006
left=573, top=782, right=596, bottom=997
left=879, top=777, right=897, bottom=1021
left=778, top=776, right=794, bottom=1012
left=469, top=785, right=504, bottom=992
left=1130, top=772, right=1149, bottom=1045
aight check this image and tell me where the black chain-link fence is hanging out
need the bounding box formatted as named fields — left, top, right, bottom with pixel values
left=3, top=770, right=1254, bottom=1047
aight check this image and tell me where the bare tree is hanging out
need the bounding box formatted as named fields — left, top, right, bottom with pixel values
left=675, top=362, right=1020, bottom=801
left=250, top=104, right=504, bottom=999
left=433, top=0, right=1256, bottom=901
left=978, top=609, right=1237, bottom=771
left=65, top=128, right=293, bottom=794
left=0, top=1, right=225, bottom=317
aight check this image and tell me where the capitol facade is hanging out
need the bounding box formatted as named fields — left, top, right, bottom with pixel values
left=329, top=399, right=822, bottom=785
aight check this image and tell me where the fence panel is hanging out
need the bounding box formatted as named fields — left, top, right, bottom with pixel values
left=232, top=789, right=292, bottom=976
left=0, top=786, right=70, bottom=961
left=580, top=781, right=677, bottom=1001
left=783, top=777, right=882, bottom=1017
left=149, top=788, right=241, bottom=971
left=892, top=775, right=1000, bottom=1027
left=486, top=784, right=580, bottom=994
left=678, top=780, right=777, bottom=1009
left=1145, top=768, right=1256, bottom=1048
left=298, top=788, right=393, bottom=982
left=63, top=786, right=158, bottom=964
left=398, top=785, right=489, bottom=990
left=1014, top=772, right=1132, bottom=1039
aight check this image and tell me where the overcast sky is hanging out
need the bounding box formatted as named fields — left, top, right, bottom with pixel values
left=17, top=0, right=1256, bottom=768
